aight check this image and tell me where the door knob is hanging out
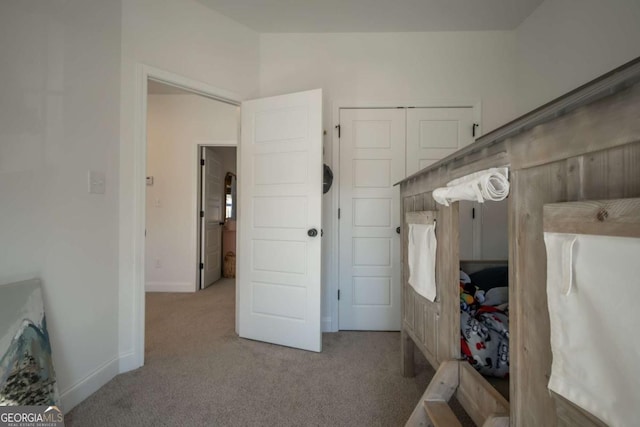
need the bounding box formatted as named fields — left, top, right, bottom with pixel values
left=396, top=227, right=401, bottom=234
left=308, top=228, right=318, bottom=237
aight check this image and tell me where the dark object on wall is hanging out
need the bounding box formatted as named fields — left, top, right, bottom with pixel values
left=323, top=164, right=333, bottom=194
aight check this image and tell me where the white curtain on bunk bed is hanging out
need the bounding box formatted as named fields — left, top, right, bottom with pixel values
left=433, top=167, right=509, bottom=206
left=408, top=223, right=437, bottom=302
left=544, top=232, right=640, bottom=427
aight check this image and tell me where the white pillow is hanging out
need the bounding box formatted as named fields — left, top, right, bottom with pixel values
left=483, top=286, right=508, bottom=306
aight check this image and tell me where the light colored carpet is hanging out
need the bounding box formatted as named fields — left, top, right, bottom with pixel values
left=66, top=279, right=470, bottom=426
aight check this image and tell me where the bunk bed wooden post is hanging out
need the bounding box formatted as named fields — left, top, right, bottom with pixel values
left=435, top=204, right=460, bottom=365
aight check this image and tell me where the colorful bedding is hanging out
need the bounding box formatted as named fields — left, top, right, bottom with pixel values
left=460, top=278, right=509, bottom=378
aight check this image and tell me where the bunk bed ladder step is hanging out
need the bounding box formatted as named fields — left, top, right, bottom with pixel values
left=406, top=360, right=510, bottom=427
left=422, top=360, right=460, bottom=427
left=423, top=401, right=462, bottom=427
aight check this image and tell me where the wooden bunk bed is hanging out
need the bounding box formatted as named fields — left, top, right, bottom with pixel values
left=399, top=57, right=640, bottom=426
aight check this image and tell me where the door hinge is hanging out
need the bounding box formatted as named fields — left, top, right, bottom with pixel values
left=200, top=262, right=204, bottom=270
left=472, top=123, right=479, bottom=138
left=472, top=207, right=475, bottom=219
left=338, top=289, right=341, bottom=300
left=335, top=124, right=341, bottom=138
left=200, top=210, right=204, bottom=218
left=338, top=208, right=341, bottom=219
left=200, top=158, right=205, bottom=166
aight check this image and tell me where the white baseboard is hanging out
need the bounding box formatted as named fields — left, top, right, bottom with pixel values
left=118, top=351, right=140, bottom=373
left=145, top=282, right=194, bottom=292
left=60, top=355, right=119, bottom=413
left=322, top=316, right=333, bottom=332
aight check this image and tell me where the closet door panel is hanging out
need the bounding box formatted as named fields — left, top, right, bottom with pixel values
left=339, top=108, right=406, bottom=330
left=406, top=108, right=475, bottom=176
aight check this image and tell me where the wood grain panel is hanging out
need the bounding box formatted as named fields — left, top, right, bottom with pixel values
left=424, top=401, right=462, bottom=427
left=414, top=296, right=425, bottom=344
left=403, top=209, right=440, bottom=371
left=510, top=84, right=640, bottom=170
left=510, top=164, right=567, bottom=427
left=456, top=362, right=509, bottom=427
left=544, top=198, right=640, bottom=238
left=553, top=393, right=607, bottom=427
left=404, top=318, right=438, bottom=369
left=435, top=204, right=460, bottom=364
left=580, top=142, right=640, bottom=200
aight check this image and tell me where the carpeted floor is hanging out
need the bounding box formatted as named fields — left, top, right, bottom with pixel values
left=65, top=279, right=470, bottom=426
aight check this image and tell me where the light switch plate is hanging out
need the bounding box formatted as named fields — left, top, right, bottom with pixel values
left=88, top=170, right=106, bottom=194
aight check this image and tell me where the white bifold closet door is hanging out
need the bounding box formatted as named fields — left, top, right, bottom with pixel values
left=406, top=107, right=475, bottom=176
left=406, top=107, right=477, bottom=261
left=238, top=89, right=323, bottom=352
left=339, top=109, right=406, bottom=330
left=339, top=106, right=475, bottom=331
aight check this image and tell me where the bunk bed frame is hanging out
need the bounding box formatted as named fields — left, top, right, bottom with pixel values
left=399, top=57, right=640, bottom=426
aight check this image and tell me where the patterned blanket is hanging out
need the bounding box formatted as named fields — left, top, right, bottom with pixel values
left=459, top=280, right=509, bottom=378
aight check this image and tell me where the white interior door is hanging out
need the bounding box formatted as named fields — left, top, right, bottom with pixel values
left=201, top=147, right=223, bottom=289
left=406, top=107, right=475, bottom=176
left=338, top=109, right=405, bottom=330
left=238, top=89, right=322, bottom=352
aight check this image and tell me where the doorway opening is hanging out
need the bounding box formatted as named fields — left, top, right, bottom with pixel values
left=198, top=146, right=237, bottom=290
left=144, top=79, right=238, bottom=293
left=143, top=78, right=239, bottom=358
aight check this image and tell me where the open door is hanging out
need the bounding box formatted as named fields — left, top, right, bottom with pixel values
left=238, top=89, right=323, bottom=352
left=200, top=147, right=223, bottom=289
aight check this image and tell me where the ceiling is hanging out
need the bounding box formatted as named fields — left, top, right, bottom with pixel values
left=196, top=0, right=544, bottom=33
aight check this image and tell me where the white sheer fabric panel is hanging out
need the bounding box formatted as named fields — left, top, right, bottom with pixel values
left=408, top=223, right=437, bottom=302
left=545, top=232, right=640, bottom=427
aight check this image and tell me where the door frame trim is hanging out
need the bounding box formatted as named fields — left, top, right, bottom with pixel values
left=330, top=99, right=481, bottom=332
left=129, top=64, right=241, bottom=370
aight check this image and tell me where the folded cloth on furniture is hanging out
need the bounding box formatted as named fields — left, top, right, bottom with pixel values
left=408, top=223, right=437, bottom=302
left=433, top=167, right=510, bottom=206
